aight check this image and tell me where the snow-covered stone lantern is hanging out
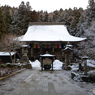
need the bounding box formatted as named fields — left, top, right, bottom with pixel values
left=62, top=44, right=73, bottom=70
left=82, top=56, right=88, bottom=75
left=40, top=51, right=55, bottom=71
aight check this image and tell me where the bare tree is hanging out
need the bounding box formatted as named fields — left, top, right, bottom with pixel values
left=0, top=34, right=24, bottom=63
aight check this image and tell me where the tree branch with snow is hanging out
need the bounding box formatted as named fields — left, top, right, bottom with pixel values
left=0, top=34, right=25, bottom=63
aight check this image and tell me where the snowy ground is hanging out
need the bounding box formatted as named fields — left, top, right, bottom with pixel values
left=0, top=59, right=95, bottom=95
left=29, top=59, right=95, bottom=95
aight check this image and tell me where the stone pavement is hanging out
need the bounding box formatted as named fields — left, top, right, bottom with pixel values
left=7, top=69, right=88, bottom=95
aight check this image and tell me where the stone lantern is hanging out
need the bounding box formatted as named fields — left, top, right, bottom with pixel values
left=82, top=56, right=88, bottom=75
left=62, top=45, right=73, bottom=70
left=20, top=45, right=29, bottom=64
left=40, top=52, right=55, bottom=71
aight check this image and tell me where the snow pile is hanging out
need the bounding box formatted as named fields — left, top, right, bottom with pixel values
left=70, top=63, right=79, bottom=71
left=29, top=60, right=41, bottom=69
left=29, top=59, right=95, bottom=71
left=53, top=60, right=64, bottom=70
left=73, top=74, right=83, bottom=82
left=87, top=63, right=95, bottom=68
left=87, top=60, right=95, bottom=67
left=29, top=59, right=64, bottom=70
left=88, top=70, right=95, bottom=81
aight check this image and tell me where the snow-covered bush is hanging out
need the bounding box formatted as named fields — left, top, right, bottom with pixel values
left=88, top=70, right=95, bottom=81
left=70, top=63, right=79, bottom=71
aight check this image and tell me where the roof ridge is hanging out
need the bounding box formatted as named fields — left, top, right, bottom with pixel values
left=29, top=22, right=64, bottom=25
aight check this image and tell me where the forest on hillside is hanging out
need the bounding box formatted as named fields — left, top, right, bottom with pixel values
left=0, top=0, right=95, bottom=59
left=0, top=1, right=84, bottom=36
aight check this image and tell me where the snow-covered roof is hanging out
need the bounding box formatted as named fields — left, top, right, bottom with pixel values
left=0, top=52, right=16, bottom=56
left=20, top=24, right=86, bottom=42
left=40, top=54, right=55, bottom=57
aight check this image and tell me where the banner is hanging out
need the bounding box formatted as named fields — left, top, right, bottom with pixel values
left=43, top=44, right=51, bottom=48
left=55, top=44, right=65, bottom=49
left=29, top=43, right=65, bottom=49
left=29, top=44, right=40, bottom=48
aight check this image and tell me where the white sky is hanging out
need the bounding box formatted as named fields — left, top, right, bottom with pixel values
left=0, top=0, right=89, bottom=12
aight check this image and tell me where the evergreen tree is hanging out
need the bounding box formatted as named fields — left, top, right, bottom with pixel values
left=76, top=0, right=95, bottom=37
left=30, top=10, right=39, bottom=22
left=44, top=11, right=49, bottom=22
left=59, top=8, right=63, bottom=13
left=75, top=0, right=95, bottom=59
left=58, top=8, right=83, bottom=36
left=39, top=10, right=45, bottom=22
left=53, top=10, right=60, bottom=22
left=39, top=14, right=44, bottom=22
left=67, top=7, right=83, bottom=36
left=9, top=1, right=27, bottom=35
left=1, top=5, right=12, bottom=32
left=9, top=1, right=39, bottom=35
left=0, top=7, right=7, bottom=38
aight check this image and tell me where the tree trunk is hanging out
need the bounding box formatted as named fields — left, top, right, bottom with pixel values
left=9, top=52, right=13, bottom=63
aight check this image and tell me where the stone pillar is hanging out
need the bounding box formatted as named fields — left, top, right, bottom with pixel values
left=82, top=56, right=88, bottom=75
left=64, top=52, right=70, bottom=68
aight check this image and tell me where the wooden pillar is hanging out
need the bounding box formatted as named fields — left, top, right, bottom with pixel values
left=40, top=44, right=43, bottom=54
left=64, top=53, right=69, bottom=68
left=42, top=58, right=43, bottom=71
left=31, top=48, right=33, bottom=57
left=40, top=57, right=43, bottom=71
left=52, top=44, right=55, bottom=53
left=51, top=58, right=53, bottom=71
left=79, top=61, right=82, bottom=71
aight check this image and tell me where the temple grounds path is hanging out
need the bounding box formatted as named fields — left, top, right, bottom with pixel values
left=0, top=69, right=88, bottom=95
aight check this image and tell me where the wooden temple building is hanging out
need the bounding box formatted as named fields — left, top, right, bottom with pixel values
left=19, top=22, right=86, bottom=61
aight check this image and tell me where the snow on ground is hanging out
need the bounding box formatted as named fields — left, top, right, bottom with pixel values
left=29, top=59, right=95, bottom=95
left=70, top=60, right=95, bottom=72
left=69, top=60, right=95, bottom=95
left=29, top=59, right=95, bottom=71
left=29, top=59, right=64, bottom=70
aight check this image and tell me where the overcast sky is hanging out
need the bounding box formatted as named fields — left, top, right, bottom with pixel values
left=0, top=0, right=89, bottom=12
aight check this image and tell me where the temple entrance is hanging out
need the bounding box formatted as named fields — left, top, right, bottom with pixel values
left=27, top=43, right=66, bottom=61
